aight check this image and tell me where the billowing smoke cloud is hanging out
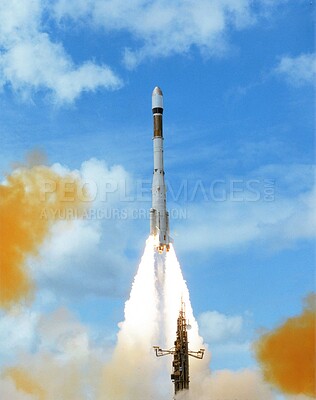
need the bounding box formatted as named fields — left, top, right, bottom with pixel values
left=3, top=368, right=45, bottom=400
left=96, top=239, right=212, bottom=399
left=0, top=305, right=107, bottom=400
left=1, top=354, right=102, bottom=400
left=0, top=164, right=87, bottom=308
left=175, top=369, right=275, bottom=400
left=164, top=247, right=275, bottom=400
left=0, top=237, right=278, bottom=400
left=97, top=242, right=275, bottom=400
left=254, top=293, right=316, bottom=397
left=0, top=376, right=38, bottom=400
left=98, top=236, right=160, bottom=399
left=0, top=156, right=291, bottom=400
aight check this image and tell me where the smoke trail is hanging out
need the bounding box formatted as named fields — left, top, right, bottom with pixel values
left=164, top=245, right=204, bottom=349
left=164, top=245, right=211, bottom=397
left=99, top=236, right=160, bottom=399
left=0, top=165, right=87, bottom=308
left=254, top=293, right=316, bottom=397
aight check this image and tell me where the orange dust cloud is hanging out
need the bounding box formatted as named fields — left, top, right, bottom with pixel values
left=254, top=293, right=316, bottom=397
left=11, top=149, right=48, bottom=170
left=4, top=367, right=46, bottom=400
left=0, top=165, right=89, bottom=308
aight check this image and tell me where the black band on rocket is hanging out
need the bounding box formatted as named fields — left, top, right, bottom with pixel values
left=152, top=107, right=163, bottom=114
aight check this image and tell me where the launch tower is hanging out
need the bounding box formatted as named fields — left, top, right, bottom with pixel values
left=153, top=302, right=205, bottom=396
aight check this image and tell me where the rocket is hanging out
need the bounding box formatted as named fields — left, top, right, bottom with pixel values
left=150, top=86, right=172, bottom=253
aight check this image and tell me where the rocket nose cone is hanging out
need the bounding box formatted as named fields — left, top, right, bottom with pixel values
left=152, top=86, right=163, bottom=96
left=152, top=86, right=163, bottom=110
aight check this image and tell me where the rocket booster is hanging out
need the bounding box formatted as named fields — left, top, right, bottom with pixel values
left=150, top=86, right=172, bottom=252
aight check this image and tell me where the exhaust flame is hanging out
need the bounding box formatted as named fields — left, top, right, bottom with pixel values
left=254, top=293, right=316, bottom=397
left=0, top=165, right=87, bottom=308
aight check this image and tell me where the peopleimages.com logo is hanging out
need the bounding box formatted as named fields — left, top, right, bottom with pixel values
left=39, top=178, right=276, bottom=204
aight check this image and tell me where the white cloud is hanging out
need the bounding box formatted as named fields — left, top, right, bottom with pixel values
left=0, top=0, right=122, bottom=103
left=31, top=218, right=133, bottom=298
left=1, top=305, right=110, bottom=362
left=79, top=158, right=133, bottom=206
left=197, top=310, right=252, bottom=368
left=173, top=165, right=316, bottom=254
left=37, top=308, right=90, bottom=359
left=198, top=310, right=243, bottom=343
left=196, top=308, right=256, bottom=373
left=176, top=369, right=276, bottom=400
left=0, top=0, right=300, bottom=98
left=254, top=164, right=314, bottom=195
left=52, top=0, right=255, bottom=68
left=0, top=307, right=92, bottom=365
left=0, top=306, right=110, bottom=400
left=213, top=341, right=251, bottom=355
left=28, top=158, right=139, bottom=300
left=0, top=378, right=35, bottom=400
left=0, top=308, right=39, bottom=363
left=274, top=53, right=316, bottom=87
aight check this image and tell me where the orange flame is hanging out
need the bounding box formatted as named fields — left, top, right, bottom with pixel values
left=254, top=293, right=316, bottom=397
left=0, top=165, right=88, bottom=308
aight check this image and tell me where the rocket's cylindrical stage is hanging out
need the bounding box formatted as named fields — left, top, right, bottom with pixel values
left=150, top=87, right=171, bottom=252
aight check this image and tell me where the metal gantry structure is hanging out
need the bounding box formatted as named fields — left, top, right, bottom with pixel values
left=153, top=301, right=205, bottom=396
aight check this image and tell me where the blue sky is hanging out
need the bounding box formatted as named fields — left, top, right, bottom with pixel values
left=0, top=0, right=315, bottom=396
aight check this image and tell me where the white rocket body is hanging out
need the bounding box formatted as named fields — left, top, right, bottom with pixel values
left=150, top=87, right=172, bottom=252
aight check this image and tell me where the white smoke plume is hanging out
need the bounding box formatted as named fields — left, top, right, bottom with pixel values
left=99, top=239, right=210, bottom=399
left=1, top=236, right=277, bottom=400
left=99, top=239, right=277, bottom=400
left=164, top=245, right=211, bottom=391
left=174, top=369, right=276, bottom=400
left=99, top=236, right=161, bottom=399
